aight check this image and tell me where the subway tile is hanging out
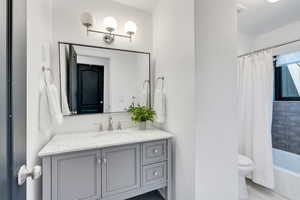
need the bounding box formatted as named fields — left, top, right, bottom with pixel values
left=273, top=142, right=288, bottom=152
left=272, top=102, right=300, bottom=156
left=288, top=142, right=300, bottom=155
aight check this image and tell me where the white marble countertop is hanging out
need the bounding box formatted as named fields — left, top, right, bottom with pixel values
left=38, top=128, right=173, bottom=157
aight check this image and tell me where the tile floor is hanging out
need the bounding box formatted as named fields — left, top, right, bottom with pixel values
left=127, top=191, right=164, bottom=200
left=127, top=182, right=290, bottom=200
left=248, top=181, right=289, bottom=200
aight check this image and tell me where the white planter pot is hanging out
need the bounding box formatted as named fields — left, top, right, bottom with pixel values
left=137, top=122, right=147, bottom=130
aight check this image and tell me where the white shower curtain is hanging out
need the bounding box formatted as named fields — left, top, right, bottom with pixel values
left=238, top=50, right=275, bottom=189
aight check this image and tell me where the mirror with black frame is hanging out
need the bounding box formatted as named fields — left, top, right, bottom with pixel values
left=58, top=42, right=150, bottom=116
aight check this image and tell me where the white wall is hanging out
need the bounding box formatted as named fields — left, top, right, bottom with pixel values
left=253, top=20, right=300, bottom=55
left=152, top=0, right=196, bottom=199
left=238, top=32, right=254, bottom=55
left=26, top=0, right=53, bottom=199
left=51, top=0, right=153, bottom=134
left=195, top=0, right=238, bottom=199
left=238, top=20, right=300, bottom=56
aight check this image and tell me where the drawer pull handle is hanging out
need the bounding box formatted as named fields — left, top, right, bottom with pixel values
left=153, top=171, right=159, bottom=176
left=97, top=158, right=102, bottom=165
left=153, top=149, right=159, bottom=154
left=103, top=158, right=108, bottom=164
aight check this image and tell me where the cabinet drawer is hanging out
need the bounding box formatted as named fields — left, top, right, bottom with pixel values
left=142, top=140, right=167, bottom=165
left=142, top=162, right=167, bottom=186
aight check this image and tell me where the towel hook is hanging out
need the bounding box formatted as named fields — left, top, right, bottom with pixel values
left=143, top=80, right=150, bottom=89
left=42, top=66, right=55, bottom=86
left=42, top=66, right=53, bottom=73
left=156, top=76, right=165, bottom=90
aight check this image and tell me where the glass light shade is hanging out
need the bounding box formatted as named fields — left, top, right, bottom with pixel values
left=124, top=21, right=137, bottom=35
left=103, top=17, right=118, bottom=32
left=80, top=12, right=94, bottom=28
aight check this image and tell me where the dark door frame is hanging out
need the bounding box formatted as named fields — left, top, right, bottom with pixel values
left=68, top=45, right=78, bottom=113
left=0, top=0, right=27, bottom=199
left=0, top=0, right=10, bottom=198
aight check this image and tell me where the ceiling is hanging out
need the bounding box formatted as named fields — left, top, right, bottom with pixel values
left=110, top=0, right=300, bottom=36
left=111, top=0, right=159, bottom=13
left=238, top=0, right=300, bottom=36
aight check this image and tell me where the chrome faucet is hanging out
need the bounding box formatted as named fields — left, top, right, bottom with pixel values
left=98, top=123, right=103, bottom=132
left=117, top=121, right=122, bottom=130
left=108, top=116, right=113, bottom=131
left=93, top=122, right=103, bottom=131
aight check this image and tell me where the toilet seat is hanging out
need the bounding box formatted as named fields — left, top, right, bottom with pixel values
left=238, top=155, right=254, bottom=200
left=239, top=155, right=253, bottom=167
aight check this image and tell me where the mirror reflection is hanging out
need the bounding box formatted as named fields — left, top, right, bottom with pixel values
left=59, top=43, right=150, bottom=115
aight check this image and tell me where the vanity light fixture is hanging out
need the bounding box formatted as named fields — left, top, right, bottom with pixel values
left=103, top=16, right=118, bottom=32
left=80, top=12, right=137, bottom=44
left=80, top=12, right=94, bottom=30
left=124, top=21, right=137, bottom=41
left=237, top=3, right=247, bottom=14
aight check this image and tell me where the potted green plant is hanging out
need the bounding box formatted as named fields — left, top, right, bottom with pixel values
left=128, top=103, right=156, bottom=130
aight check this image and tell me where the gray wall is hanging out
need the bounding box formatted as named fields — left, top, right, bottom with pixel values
left=0, top=0, right=9, bottom=198
left=272, top=101, right=300, bottom=155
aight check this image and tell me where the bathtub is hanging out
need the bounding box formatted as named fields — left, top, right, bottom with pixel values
left=273, top=148, right=300, bottom=200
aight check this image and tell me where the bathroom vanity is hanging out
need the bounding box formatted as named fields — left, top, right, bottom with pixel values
left=38, top=41, right=171, bottom=200
left=39, top=129, right=173, bottom=200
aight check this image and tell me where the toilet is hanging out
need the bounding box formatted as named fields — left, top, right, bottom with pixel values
left=238, top=155, right=254, bottom=200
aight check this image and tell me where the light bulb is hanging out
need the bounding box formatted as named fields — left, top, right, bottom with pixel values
left=80, top=12, right=94, bottom=28
left=103, top=17, right=118, bottom=32
left=124, top=21, right=137, bottom=35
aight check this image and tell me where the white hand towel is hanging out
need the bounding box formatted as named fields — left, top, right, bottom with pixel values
left=154, top=89, right=166, bottom=123
left=46, top=84, right=64, bottom=125
left=61, top=90, right=71, bottom=115
left=39, top=83, right=53, bottom=135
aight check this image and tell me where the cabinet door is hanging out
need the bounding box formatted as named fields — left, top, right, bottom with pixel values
left=52, top=150, right=101, bottom=200
left=77, top=64, right=104, bottom=114
left=101, top=144, right=140, bottom=198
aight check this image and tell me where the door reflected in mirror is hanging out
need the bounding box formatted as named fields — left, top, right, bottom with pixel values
left=59, top=43, right=150, bottom=116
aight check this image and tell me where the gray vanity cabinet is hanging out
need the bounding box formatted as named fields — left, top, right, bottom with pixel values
left=101, top=144, right=140, bottom=198
left=51, top=150, right=102, bottom=200
left=42, top=140, right=172, bottom=200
